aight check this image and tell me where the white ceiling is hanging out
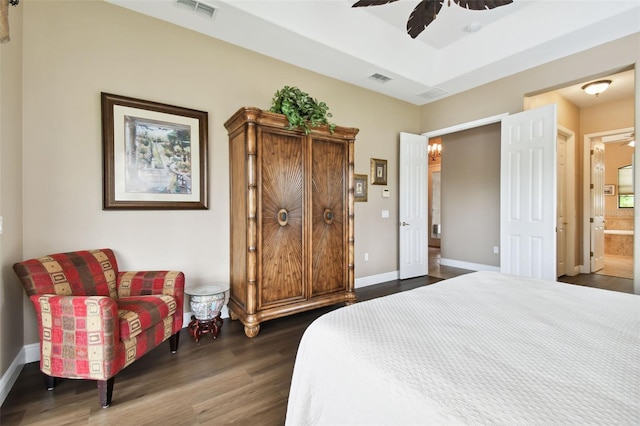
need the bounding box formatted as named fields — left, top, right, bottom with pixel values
left=107, top=0, right=639, bottom=106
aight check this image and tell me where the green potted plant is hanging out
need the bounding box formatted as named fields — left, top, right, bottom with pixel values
left=269, top=86, right=336, bottom=134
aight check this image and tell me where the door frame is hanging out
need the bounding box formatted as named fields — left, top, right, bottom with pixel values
left=582, top=127, right=635, bottom=274
left=422, top=114, right=507, bottom=269
left=557, top=125, right=577, bottom=276
left=424, top=112, right=573, bottom=278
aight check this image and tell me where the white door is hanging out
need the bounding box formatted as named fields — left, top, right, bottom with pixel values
left=591, top=140, right=605, bottom=271
left=399, top=132, right=428, bottom=279
left=500, top=105, right=557, bottom=281
left=557, top=132, right=567, bottom=277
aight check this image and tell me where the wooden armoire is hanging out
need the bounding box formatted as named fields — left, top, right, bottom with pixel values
left=224, top=107, right=358, bottom=337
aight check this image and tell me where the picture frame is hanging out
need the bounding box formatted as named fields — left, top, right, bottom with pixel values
left=101, top=93, right=208, bottom=210
left=370, top=158, right=388, bottom=185
left=354, top=174, right=368, bottom=202
left=604, top=184, right=616, bottom=196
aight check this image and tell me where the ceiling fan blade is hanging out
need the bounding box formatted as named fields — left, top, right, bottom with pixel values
left=454, top=0, right=513, bottom=11
left=407, top=0, right=444, bottom=39
left=352, top=0, right=400, bottom=7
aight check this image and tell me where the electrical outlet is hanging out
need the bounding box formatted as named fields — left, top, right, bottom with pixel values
left=493, top=246, right=499, bottom=254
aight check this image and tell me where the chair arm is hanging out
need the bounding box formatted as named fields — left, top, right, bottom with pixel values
left=116, top=271, right=185, bottom=301
left=117, top=271, right=185, bottom=332
left=29, top=294, right=120, bottom=380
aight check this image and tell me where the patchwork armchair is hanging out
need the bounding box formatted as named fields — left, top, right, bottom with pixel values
left=13, top=248, right=184, bottom=408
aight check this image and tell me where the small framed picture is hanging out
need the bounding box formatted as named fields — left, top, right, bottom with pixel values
left=604, top=184, right=615, bottom=196
left=370, top=158, right=387, bottom=185
left=354, top=174, right=368, bottom=202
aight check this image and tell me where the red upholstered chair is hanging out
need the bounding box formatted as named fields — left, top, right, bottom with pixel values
left=13, top=248, right=184, bottom=408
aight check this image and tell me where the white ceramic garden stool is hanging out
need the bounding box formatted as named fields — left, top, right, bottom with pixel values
left=185, top=283, right=230, bottom=343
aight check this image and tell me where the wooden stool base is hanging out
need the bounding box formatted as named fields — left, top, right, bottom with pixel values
left=188, top=313, right=223, bottom=343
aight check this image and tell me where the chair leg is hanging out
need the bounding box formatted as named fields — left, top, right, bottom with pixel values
left=169, top=332, right=180, bottom=353
left=44, top=374, right=55, bottom=391
left=97, top=377, right=115, bottom=408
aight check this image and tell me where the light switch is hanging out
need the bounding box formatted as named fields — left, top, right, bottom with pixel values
left=381, top=210, right=389, bottom=218
left=382, top=189, right=390, bottom=198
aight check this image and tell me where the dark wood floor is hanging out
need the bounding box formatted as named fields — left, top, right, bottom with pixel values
left=1, top=270, right=633, bottom=425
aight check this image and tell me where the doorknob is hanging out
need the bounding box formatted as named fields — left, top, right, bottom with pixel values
left=401, top=221, right=410, bottom=226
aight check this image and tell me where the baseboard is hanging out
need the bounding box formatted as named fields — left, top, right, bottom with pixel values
left=439, top=257, right=500, bottom=272
left=355, top=271, right=399, bottom=288
left=0, top=347, right=26, bottom=407
left=24, top=343, right=40, bottom=364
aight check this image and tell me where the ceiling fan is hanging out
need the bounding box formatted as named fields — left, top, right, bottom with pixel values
left=352, top=0, right=514, bottom=39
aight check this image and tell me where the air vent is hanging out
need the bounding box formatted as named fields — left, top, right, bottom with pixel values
left=368, top=73, right=392, bottom=83
left=417, top=87, right=448, bottom=100
left=176, top=0, right=218, bottom=18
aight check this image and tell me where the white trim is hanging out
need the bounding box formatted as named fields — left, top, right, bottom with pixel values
left=24, top=343, right=40, bottom=364
left=423, top=113, right=508, bottom=138
left=440, top=257, right=500, bottom=272
left=0, top=347, right=26, bottom=407
left=558, top=125, right=577, bottom=277
left=355, top=271, right=400, bottom=288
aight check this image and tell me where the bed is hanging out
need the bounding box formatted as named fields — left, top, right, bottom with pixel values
left=285, top=271, right=639, bottom=425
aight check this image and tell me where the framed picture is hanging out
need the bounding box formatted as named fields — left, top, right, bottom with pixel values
left=370, top=158, right=388, bottom=185
left=101, top=93, right=208, bottom=210
left=604, top=184, right=616, bottom=196
left=354, top=174, right=368, bottom=202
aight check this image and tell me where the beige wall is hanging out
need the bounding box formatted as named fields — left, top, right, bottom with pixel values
left=15, top=1, right=419, bottom=345
left=0, top=2, right=24, bottom=382
left=420, top=34, right=639, bottom=132
left=582, top=98, right=635, bottom=136
left=441, top=124, right=501, bottom=267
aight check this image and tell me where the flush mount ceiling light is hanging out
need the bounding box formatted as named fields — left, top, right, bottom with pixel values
left=352, top=0, right=513, bottom=39
left=581, top=80, right=612, bottom=97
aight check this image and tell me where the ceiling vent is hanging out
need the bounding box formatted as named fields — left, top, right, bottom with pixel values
left=418, top=87, right=448, bottom=100
left=368, top=73, right=392, bottom=83
left=176, top=0, right=218, bottom=19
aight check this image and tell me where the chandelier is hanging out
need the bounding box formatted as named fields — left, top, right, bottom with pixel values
left=428, top=142, right=441, bottom=160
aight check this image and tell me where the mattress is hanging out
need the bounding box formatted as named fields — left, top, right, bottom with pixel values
left=285, top=271, right=640, bottom=425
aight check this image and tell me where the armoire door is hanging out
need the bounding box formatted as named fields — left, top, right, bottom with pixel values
left=259, top=130, right=306, bottom=307
left=310, top=138, right=347, bottom=296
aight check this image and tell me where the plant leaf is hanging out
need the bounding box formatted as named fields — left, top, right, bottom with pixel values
left=352, top=0, right=400, bottom=7
left=454, top=0, right=513, bottom=10
left=407, top=0, right=443, bottom=39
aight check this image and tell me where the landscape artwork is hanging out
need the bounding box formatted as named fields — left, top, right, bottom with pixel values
left=124, top=116, right=192, bottom=195
left=101, top=92, right=208, bottom=210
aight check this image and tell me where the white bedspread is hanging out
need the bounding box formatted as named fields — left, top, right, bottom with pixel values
left=285, top=271, right=640, bottom=425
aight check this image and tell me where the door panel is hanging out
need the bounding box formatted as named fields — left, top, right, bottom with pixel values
left=557, top=133, right=567, bottom=277
left=501, top=105, right=557, bottom=281
left=591, top=140, right=605, bottom=271
left=311, top=138, right=347, bottom=296
left=399, top=132, right=428, bottom=279
left=260, top=130, right=305, bottom=306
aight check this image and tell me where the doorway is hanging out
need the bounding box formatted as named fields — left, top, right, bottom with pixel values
left=583, top=128, right=635, bottom=279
